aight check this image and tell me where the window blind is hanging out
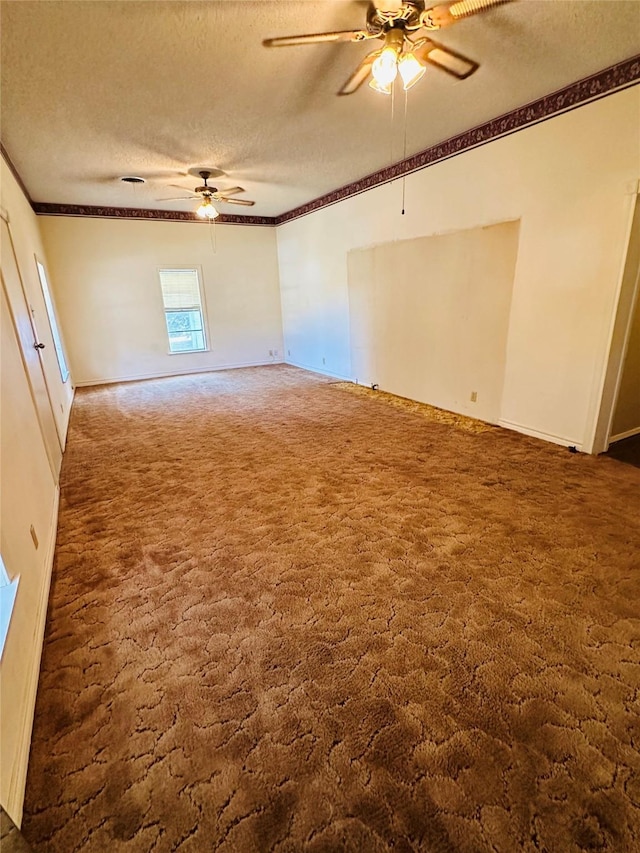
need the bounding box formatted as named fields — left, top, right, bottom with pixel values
left=159, top=269, right=202, bottom=310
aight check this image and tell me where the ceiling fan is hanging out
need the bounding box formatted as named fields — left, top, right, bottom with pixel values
left=160, top=170, right=256, bottom=219
left=264, top=0, right=512, bottom=95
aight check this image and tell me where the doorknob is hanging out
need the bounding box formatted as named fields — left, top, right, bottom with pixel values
left=34, top=342, right=45, bottom=349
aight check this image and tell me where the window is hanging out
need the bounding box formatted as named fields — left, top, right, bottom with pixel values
left=158, top=268, right=207, bottom=354
left=35, top=259, right=69, bottom=382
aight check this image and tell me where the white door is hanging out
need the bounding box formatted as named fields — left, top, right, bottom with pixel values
left=1, top=219, right=62, bottom=480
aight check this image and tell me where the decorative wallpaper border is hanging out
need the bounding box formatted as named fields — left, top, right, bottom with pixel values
left=3, top=54, right=639, bottom=227
left=31, top=202, right=277, bottom=227
left=275, top=53, right=640, bottom=225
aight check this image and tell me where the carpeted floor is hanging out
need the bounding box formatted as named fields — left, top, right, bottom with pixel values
left=23, top=365, right=640, bottom=852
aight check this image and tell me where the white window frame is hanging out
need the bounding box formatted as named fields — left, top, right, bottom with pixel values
left=157, top=266, right=209, bottom=355
left=34, top=256, right=70, bottom=383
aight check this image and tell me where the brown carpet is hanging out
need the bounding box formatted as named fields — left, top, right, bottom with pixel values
left=23, top=365, right=640, bottom=852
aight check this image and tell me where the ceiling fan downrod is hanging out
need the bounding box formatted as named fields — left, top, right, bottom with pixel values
left=195, top=171, right=214, bottom=195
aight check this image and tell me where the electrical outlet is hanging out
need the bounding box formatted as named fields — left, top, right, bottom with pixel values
left=322, top=357, right=326, bottom=365
left=470, top=391, right=478, bottom=403
left=268, top=349, right=273, bottom=357
left=288, top=349, right=291, bottom=356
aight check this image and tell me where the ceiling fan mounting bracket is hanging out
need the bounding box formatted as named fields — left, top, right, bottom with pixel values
left=195, top=171, right=215, bottom=195
left=368, top=1, right=425, bottom=33
left=187, top=165, right=225, bottom=180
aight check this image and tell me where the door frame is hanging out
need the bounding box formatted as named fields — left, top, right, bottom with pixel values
left=1, top=211, right=62, bottom=479
left=588, top=188, right=640, bottom=454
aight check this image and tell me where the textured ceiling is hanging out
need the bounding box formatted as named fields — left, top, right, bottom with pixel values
left=1, top=1, right=639, bottom=217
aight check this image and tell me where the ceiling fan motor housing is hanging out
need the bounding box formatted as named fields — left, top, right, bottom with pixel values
left=369, top=0, right=424, bottom=32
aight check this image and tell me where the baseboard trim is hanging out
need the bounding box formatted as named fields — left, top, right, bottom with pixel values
left=6, top=485, right=59, bottom=827
left=609, top=425, right=640, bottom=443
left=74, top=360, right=284, bottom=387
left=285, top=360, right=351, bottom=382
left=498, top=419, right=582, bottom=451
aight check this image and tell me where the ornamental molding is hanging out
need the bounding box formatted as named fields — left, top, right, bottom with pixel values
left=2, top=55, right=638, bottom=227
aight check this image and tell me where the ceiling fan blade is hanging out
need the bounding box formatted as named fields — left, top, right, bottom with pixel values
left=414, top=38, right=478, bottom=79
left=219, top=197, right=255, bottom=207
left=213, top=186, right=244, bottom=197
left=338, top=50, right=379, bottom=96
left=448, top=0, right=512, bottom=20
left=263, top=30, right=367, bottom=47
left=156, top=195, right=198, bottom=201
left=422, top=0, right=511, bottom=28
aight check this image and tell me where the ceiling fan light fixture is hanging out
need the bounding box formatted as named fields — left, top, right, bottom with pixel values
left=398, top=52, right=426, bottom=89
left=370, top=26, right=405, bottom=92
left=197, top=198, right=219, bottom=219
left=371, top=45, right=399, bottom=88
left=369, top=76, right=393, bottom=95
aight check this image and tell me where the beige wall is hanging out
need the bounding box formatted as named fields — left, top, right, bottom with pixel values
left=348, top=221, right=520, bottom=424
left=39, top=216, right=284, bottom=386
left=277, top=87, right=640, bottom=451
left=0, top=158, right=71, bottom=824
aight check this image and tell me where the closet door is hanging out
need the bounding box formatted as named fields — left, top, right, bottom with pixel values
left=1, top=219, right=62, bottom=480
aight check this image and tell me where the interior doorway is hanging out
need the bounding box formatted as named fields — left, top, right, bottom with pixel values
left=608, top=272, right=640, bottom=447
left=590, top=191, right=640, bottom=456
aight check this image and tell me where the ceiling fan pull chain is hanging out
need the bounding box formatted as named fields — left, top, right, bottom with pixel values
left=390, top=80, right=396, bottom=167
left=209, top=215, right=217, bottom=255
left=402, top=86, right=408, bottom=215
